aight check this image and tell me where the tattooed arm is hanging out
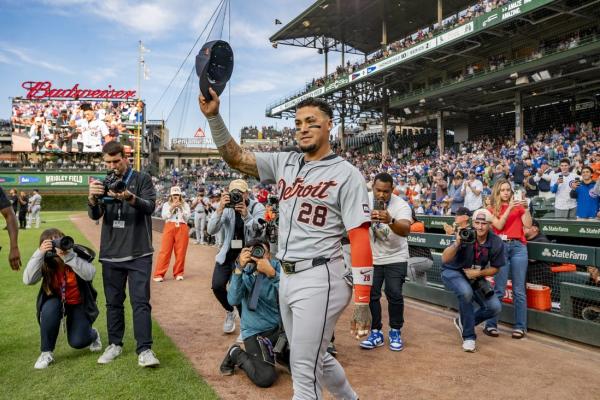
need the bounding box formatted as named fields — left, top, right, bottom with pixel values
left=198, top=88, right=259, bottom=178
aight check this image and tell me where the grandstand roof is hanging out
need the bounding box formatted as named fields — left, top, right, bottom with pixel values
left=270, top=0, right=474, bottom=54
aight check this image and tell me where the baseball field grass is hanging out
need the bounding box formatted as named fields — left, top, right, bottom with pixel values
left=0, top=211, right=218, bottom=400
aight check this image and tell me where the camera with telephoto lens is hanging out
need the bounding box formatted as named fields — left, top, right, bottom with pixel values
left=459, top=227, right=476, bottom=245
left=44, top=236, right=74, bottom=260
left=225, top=189, right=243, bottom=208
left=102, top=171, right=127, bottom=197
left=470, top=277, right=495, bottom=299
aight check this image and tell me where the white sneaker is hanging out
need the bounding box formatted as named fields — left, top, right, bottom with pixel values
left=175, top=276, right=184, bottom=281
left=97, top=344, right=123, bottom=364
left=153, top=277, right=163, bottom=282
left=34, top=351, right=54, bottom=369
left=236, top=333, right=243, bottom=344
left=223, top=311, right=236, bottom=334
left=462, top=339, right=476, bottom=352
left=138, top=349, right=160, bottom=367
left=89, top=328, right=102, bottom=352
left=194, top=241, right=201, bottom=245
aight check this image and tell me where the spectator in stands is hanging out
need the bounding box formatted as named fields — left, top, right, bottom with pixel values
left=23, top=228, right=101, bottom=369
left=360, top=173, right=411, bottom=352
left=433, top=171, right=448, bottom=203
left=485, top=178, right=532, bottom=339
left=551, top=158, right=578, bottom=219
left=570, top=166, right=599, bottom=220
left=153, top=186, right=190, bottom=282
left=408, top=209, right=433, bottom=285
left=441, top=209, right=505, bottom=352
left=448, top=172, right=465, bottom=214
left=219, top=241, right=281, bottom=387
left=534, top=161, right=553, bottom=199
left=462, top=170, right=483, bottom=212
left=207, top=180, right=265, bottom=339
left=443, top=207, right=471, bottom=235
left=523, top=168, right=539, bottom=200
left=590, top=152, right=600, bottom=181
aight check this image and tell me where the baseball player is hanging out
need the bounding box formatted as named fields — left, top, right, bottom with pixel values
left=200, top=88, right=373, bottom=400
left=191, top=190, right=209, bottom=244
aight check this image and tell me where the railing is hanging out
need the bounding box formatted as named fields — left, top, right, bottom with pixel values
left=417, top=215, right=600, bottom=239
left=407, top=232, right=600, bottom=346
left=390, top=33, right=600, bottom=105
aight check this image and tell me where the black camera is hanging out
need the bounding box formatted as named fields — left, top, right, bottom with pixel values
left=225, top=189, right=243, bottom=208
left=459, top=227, right=476, bottom=245
left=267, top=195, right=279, bottom=212
left=103, top=171, right=127, bottom=196
left=470, top=277, right=495, bottom=299
left=245, top=243, right=267, bottom=274
left=44, top=236, right=74, bottom=259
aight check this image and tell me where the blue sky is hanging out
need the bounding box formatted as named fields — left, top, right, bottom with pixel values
left=0, top=0, right=357, bottom=142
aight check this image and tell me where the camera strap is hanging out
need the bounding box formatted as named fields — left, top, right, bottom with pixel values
left=60, top=270, right=67, bottom=334
left=248, top=274, right=265, bottom=311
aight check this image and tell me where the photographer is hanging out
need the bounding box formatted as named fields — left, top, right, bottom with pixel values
left=207, top=180, right=265, bottom=336
left=23, top=228, right=101, bottom=369
left=219, top=241, right=281, bottom=388
left=154, top=186, right=190, bottom=281
left=87, top=141, right=159, bottom=367
left=441, top=209, right=505, bottom=352
left=360, top=173, right=411, bottom=352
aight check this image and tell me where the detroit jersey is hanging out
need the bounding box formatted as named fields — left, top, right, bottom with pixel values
left=256, top=152, right=370, bottom=262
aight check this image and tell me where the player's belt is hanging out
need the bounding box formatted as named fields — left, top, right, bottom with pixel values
left=279, top=256, right=341, bottom=274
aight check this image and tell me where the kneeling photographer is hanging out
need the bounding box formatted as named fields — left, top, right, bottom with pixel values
left=441, top=209, right=505, bottom=353
left=219, top=240, right=281, bottom=388
left=23, top=229, right=101, bottom=369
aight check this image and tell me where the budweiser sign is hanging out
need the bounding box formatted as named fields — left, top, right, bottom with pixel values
left=21, top=81, right=137, bottom=100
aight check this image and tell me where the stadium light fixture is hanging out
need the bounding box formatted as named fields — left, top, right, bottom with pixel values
left=516, top=76, right=529, bottom=85
left=539, top=70, right=551, bottom=80
left=302, top=20, right=310, bottom=28
left=531, top=73, right=541, bottom=82
left=510, top=72, right=519, bottom=79
left=404, top=107, right=412, bottom=114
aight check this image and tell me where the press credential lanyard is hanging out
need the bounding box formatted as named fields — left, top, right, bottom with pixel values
left=114, top=169, right=133, bottom=229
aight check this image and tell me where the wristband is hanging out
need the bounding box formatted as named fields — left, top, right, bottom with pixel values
left=207, top=114, right=233, bottom=147
left=352, top=267, right=373, bottom=286
left=354, top=285, right=371, bottom=304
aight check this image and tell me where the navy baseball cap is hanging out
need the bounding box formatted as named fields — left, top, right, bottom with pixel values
left=196, top=40, right=234, bottom=101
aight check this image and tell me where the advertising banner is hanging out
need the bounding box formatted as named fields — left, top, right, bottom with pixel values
left=0, top=172, right=105, bottom=188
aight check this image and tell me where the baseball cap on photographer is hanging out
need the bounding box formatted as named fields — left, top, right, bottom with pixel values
left=472, top=208, right=493, bottom=223
left=455, top=207, right=472, bottom=217
left=170, top=186, right=182, bottom=196
left=229, top=179, right=248, bottom=193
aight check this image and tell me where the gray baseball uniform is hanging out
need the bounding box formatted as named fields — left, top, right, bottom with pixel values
left=256, top=151, right=370, bottom=400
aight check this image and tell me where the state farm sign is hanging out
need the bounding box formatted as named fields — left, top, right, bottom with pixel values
left=21, top=81, right=137, bottom=100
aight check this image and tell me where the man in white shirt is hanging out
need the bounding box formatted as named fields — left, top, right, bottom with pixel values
left=75, top=104, right=108, bottom=153
left=29, top=117, right=50, bottom=152
left=462, top=170, right=483, bottom=212
left=360, top=173, right=412, bottom=352
left=550, top=158, right=578, bottom=219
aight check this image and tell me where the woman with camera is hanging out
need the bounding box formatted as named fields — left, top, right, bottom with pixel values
left=154, top=186, right=190, bottom=281
left=484, top=178, right=532, bottom=339
left=23, top=228, right=101, bottom=369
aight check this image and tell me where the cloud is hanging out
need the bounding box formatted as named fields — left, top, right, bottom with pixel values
left=89, top=67, right=118, bottom=84
left=233, top=79, right=277, bottom=95
left=0, top=43, right=73, bottom=74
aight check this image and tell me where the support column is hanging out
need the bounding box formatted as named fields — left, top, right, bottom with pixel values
left=515, top=91, right=524, bottom=142
left=324, top=47, right=328, bottom=77
left=341, top=43, right=345, bottom=67
left=340, top=114, right=346, bottom=151
left=381, top=4, right=388, bottom=48
left=382, top=91, right=389, bottom=159
left=437, top=111, right=445, bottom=153
left=438, top=0, right=443, bottom=25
